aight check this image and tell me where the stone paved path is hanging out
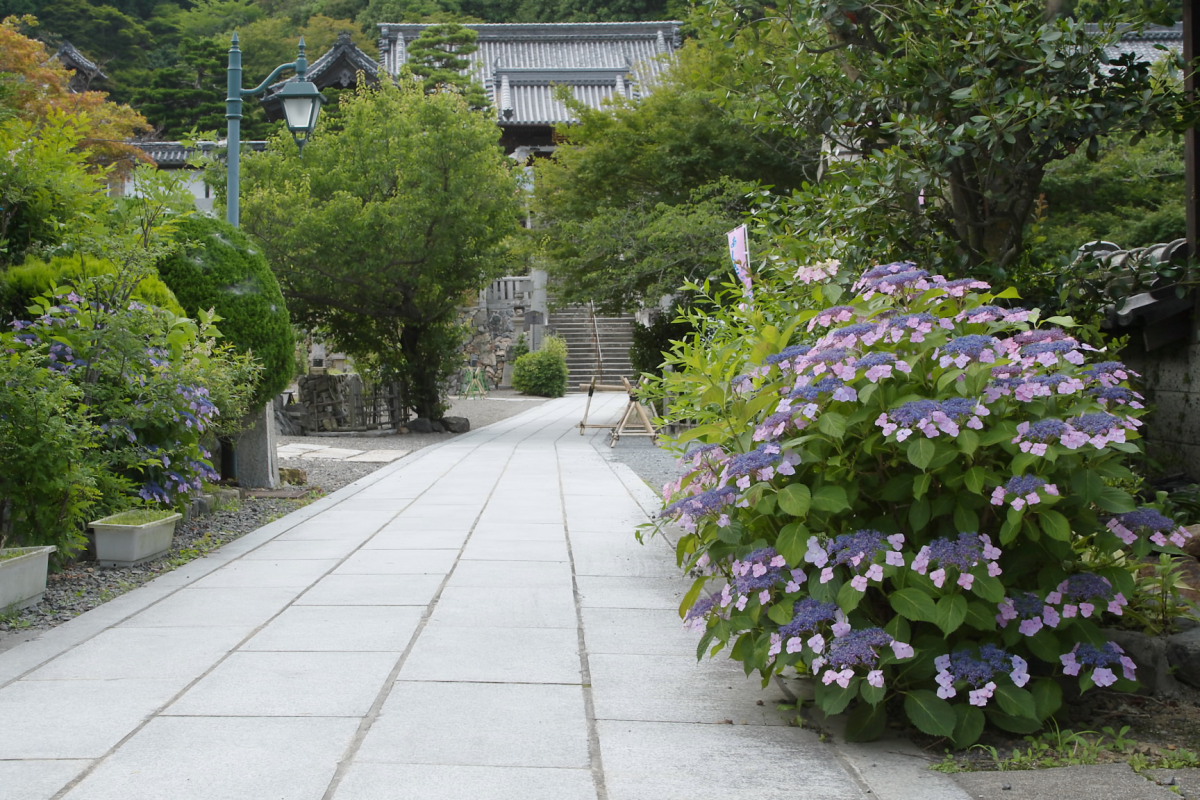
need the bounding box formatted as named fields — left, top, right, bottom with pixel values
left=0, top=394, right=975, bottom=800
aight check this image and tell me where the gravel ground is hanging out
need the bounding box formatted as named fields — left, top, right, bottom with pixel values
left=0, top=391, right=681, bottom=650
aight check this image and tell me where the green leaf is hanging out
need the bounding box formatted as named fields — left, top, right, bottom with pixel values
left=1071, top=470, right=1105, bottom=505
left=963, top=466, right=987, bottom=495
left=934, top=594, right=968, bottom=636
left=818, top=411, right=847, bottom=439
left=845, top=699, right=888, bottom=742
left=811, top=485, right=849, bottom=513
left=1097, top=487, right=1136, bottom=513
left=776, top=521, right=809, bottom=564
left=958, top=428, right=979, bottom=456
left=903, top=690, right=957, bottom=737
left=777, top=484, right=812, bottom=517
left=1024, top=628, right=1062, bottom=665
left=953, top=503, right=979, bottom=535
left=969, top=575, right=1005, bottom=604
left=1038, top=510, right=1071, bottom=541
left=890, top=588, right=937, bottom=622
left=913, top=472, right=932, bottom=500
left=909, top=498, right=931, bottom=530
left=1031, top=678, right=1063, bottom=721
left=767, top=602, right=793, bottom=625
left=994, top=684, right=1037, bottom=720
left=815, top=681, right=856, bottom=716
left=951, top=705, right=986, bottom=749
left=837, top=580, right=865, bottom=612
left=986, top=707, right=1042, bottom=734
left=907, top=438, right=935, bottom=470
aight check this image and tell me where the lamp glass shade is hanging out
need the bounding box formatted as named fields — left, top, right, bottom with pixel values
left=278, top=80, right=324, bottom=135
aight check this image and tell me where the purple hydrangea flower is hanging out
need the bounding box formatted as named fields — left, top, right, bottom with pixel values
left=939, top=334, right=1001, bottom=368
left=935, top=645, right=1029, bottom=705
left=990, top=474, right=1059, bottom=510
left=912, top=532, right=1003, bottom=589
left=1060, top=642, right=1136, bottom=686
left=1106, top=508, right=1192, bottom=548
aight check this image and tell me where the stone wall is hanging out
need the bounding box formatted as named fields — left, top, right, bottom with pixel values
left=459, top=306, right=520, bottom=391
left=1121, top=300, right=1200, bottom=479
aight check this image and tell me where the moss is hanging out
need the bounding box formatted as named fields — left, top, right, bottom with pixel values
left=157, top=216, right=295, bottom=407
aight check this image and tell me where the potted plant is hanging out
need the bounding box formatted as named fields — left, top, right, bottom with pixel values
left=0, top=545, right=57, bottom=613
left=90, top=509, right=182, bottom=567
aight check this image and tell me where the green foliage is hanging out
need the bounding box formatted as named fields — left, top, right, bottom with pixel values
left=404, top=22, right=488, bottom=109
left=533, top=41, right=813, bottom=313
left=157, top=214, right=295, bottom=408
left=649, top=257, right=1189, bottom=745
left=512, top=348, right=568, bottom=397
left=0, top=349, right=98, bottom=557
left=126, top=37, right=228, bottom=139
left=630, top=311, right=691, bottom=377
left=0, top=252, right=184, bottom=322
left=241, top=81, right=522, bottom=420
left=698, top=0, right=1188, bottom=283
left=0, top=114, right=110, bottom=268
left=508, top=332, right=529, bottom=362
left=6, top=286, right=259, bottom=512
left=542, top=333, right=568, bottom=360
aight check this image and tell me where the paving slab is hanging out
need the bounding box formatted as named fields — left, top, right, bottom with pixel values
left=362, top=528, right=471, bottom=549
left=300, top=447, right=365, bottom=459
left=575, top=575, right=690, bottom=610
left=0, top=677, right=182, bottom=759
left=356, top=681, right=590, bottom=768
left=1146, top=768, right=1200, bottom=799
left=164, top=651, right=397, bottom=717
left=952, top=763, right=1179, bottom=799
left=399, top=625, right=581, bottom=683
left=240, top=537, right=363, bottom=560
left=429, top=585, right=578, bottom=628
left=120, top=586, right=297, bottom=629
left=60, top=716, right=359, bottom=800
left=581, top=607, right=700, bottom=656
left=345, top=449, right=409, bottom=462
left=461, top=537, right=570, bottom=562
left=19, top=625, right=246, bottom=681
left=589, top=652, right=788, bottom=726
left=447, top=560, right=574, bottom=589
left=331, top=763, right=597, bottom=800
left=597, top=719, right=868, bottom=800
left=187, top=558, right=339, bottom=589
left=469, top=521, right=567, bottom=541
left=334, top=549, right=458, bottom=575
left=295, top=572, right=443, bottom=606
left=241, top=605, right=423, bottom=652
left=0, top=760, right=89, bottom=800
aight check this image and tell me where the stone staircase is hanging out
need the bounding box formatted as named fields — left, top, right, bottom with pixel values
left=546, top=305, right=638, bottom=390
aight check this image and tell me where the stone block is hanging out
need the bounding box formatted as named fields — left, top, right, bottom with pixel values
left=279, top=467, right=307, bottom=484
left=1166, top=625, right=1200, bottom=689
left=442, top=416, right=470, bottom=433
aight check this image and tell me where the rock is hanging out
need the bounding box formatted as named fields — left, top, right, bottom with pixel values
left=408, top=417, right=435, bottom=434
left=431, top=420, right=445, bottom=433
left=279, top=467, right=307, bottom=485
left=1166, top=626, right=1200, bottom=689
left=442, top=416, right=470, bottom=433
left=1106, top=628, right=1193, bottom=697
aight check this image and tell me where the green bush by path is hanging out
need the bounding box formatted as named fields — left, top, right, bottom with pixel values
left=157, top=215, right=295, bottom=408
left=512, top=349, right=568, bottom=398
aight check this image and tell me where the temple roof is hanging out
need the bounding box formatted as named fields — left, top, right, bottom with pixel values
left=54, top=41, right=107, bottom=91
left=377, top=22, right=682, bottom=126
left=261, top=31, right=381, bottom=119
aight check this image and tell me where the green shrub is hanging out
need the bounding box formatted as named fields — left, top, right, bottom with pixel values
left=0, top=253, right=185, bottom=322
left=508, top=333, right=529, bottom=363
left=512, top=349, right=568, bottom=397
left=0, top=350, right=98, bottom=558
left=542, top=334, right=568, bottom=360
left=631, top=312, right=693, bottom=377
left=157, top=215, right=295, bottom=407
left=651, top=259, right=1190, bottom=746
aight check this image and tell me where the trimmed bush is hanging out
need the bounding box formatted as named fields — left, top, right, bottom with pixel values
left=512, top=349, right=568, bottom=398
left=0, top=253, right=184, bottom=322
left=158, top=216, right=294, bottom=407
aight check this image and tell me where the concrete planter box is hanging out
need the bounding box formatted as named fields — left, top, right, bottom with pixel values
left=90, top=511, right=182, bottom=567
left=0, top=545, right=56, bottom=612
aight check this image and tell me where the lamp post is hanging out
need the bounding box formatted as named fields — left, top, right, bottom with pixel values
left=225, top=33, right=324, bottom=227
left=223, top=34, right=324, bottom=488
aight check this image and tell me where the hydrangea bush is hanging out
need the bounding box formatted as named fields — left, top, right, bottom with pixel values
left=3, top=286, right=258, bottom=514
left=652, top=261, right=1192, bottom=745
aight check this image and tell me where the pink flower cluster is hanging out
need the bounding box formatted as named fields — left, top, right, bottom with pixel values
left=990, top=475, right=1060, bottom=510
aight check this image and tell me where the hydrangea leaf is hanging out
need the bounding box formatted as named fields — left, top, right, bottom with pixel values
left=904, top=690, right=957, bottom=737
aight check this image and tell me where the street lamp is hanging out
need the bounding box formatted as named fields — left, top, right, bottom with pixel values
left=225, top=33, right=324, bottom=227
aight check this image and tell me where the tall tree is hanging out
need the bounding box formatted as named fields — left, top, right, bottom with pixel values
left=240, top=82, right=521, bottom=420
left=532, top=42, right=814, bottom=312
left=699, top=0, right=1188, bottom=280
left=405, top=22, right=488, bottom=108
left=0, top=16, right=149, bottom=175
